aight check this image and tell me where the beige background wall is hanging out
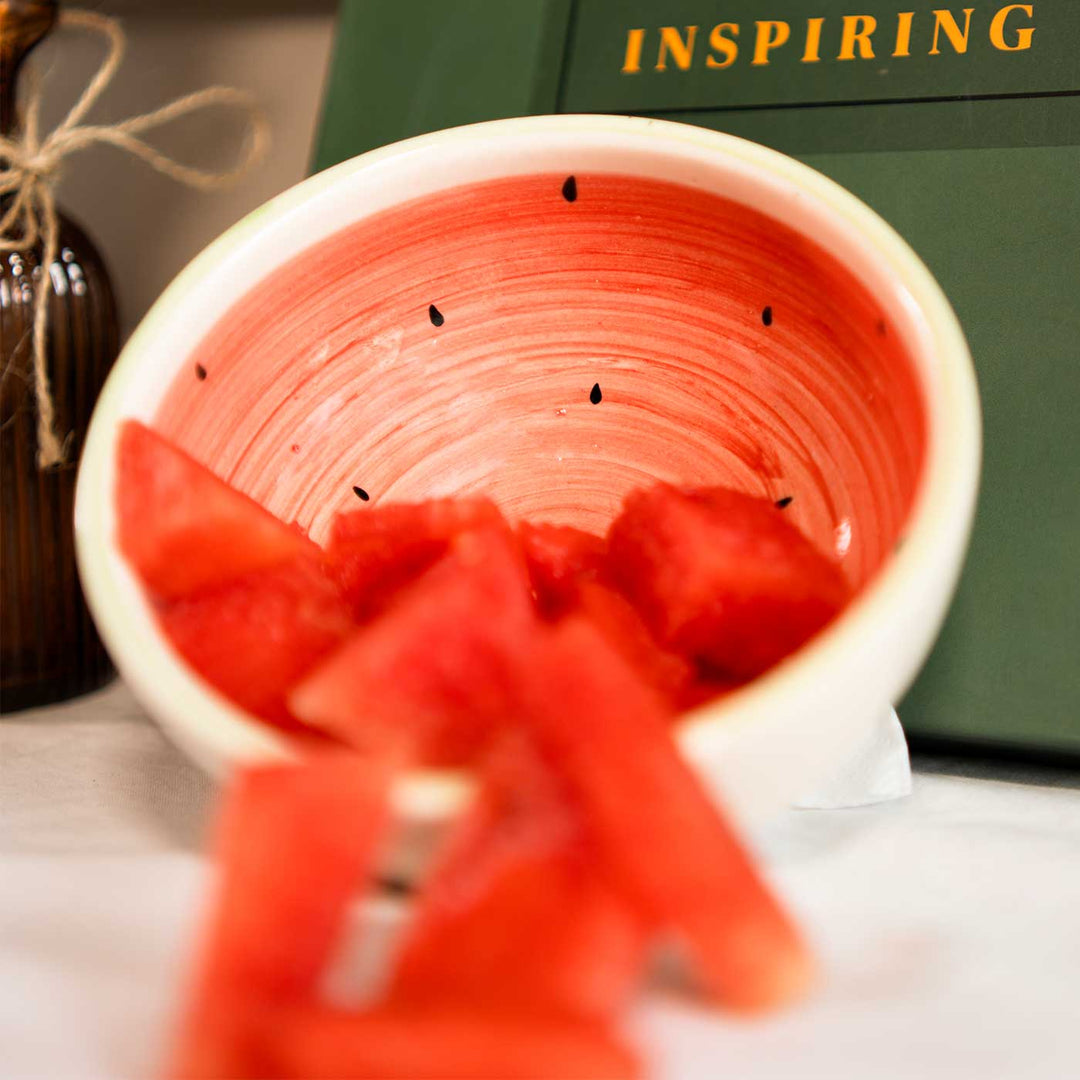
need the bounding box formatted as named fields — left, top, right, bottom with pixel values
left=29, top=4, right=338, bottom=336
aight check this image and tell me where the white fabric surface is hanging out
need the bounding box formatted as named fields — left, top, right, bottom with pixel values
left=3, top=682, right=1079, bottom=1080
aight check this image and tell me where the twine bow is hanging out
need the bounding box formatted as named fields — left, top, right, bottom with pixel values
left=0, top=9, right=269, bottom=468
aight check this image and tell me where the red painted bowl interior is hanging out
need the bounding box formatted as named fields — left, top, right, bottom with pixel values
left=156, top=173, right=926, bottom=592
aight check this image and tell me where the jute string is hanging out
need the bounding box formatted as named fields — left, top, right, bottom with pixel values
left=0, top=9, right=269, bottom=467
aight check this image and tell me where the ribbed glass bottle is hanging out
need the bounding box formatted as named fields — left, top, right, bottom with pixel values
left=1, top=0, right=117, bottom=710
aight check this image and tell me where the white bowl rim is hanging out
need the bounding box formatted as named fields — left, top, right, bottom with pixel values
left=74, top=113, right=981, bottom=824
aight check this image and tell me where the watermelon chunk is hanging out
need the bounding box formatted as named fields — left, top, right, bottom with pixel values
left=572, top=581, right=698, bottom=710
left=168, top=753, right=392, bottom=1080
left=517, top=617, right=814, bottom=1011
left=324, top=496, right=505, bottom=620
left=116, top=420, right=311, bottom=600
left=607, top=484, right=849, bottom=679
left=254, top=1005, right=642, bottom=1080
left=290, top=528, right=536, bottom=766
left=518, top=522, right=607, bottom=616
left=158, top=556, right=353, bottom=732
left=388, top=739, right=647, bottom=1019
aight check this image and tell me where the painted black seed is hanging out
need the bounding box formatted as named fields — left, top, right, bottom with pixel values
left=377, top=876, right=414, bottom=897
left=352, top=486, right=370, bottom=501
left=876, top=318, right=888, bottom=336
left=775, top=495, right=793, bottom=509
left=195, top=363, right=207, bottom=380
left=562, top=176, right=578, bottom=202
left=589, top=382, right=602, bottom=404
left=428, top=304, right=445, bottom=327
left=762, top=305, right=774, bottom=327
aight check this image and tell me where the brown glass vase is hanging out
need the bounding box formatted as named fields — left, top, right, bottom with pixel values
left=1, top=0, right=117, bottom=711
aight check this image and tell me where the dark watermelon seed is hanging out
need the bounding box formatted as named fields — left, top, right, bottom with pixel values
left=775, top=495, right=793, bottom=509
left=353, top=486, right=370, bottom=501
left=876, top=318, right=888, bottom=336
left=195, top=363, right=207, bottom=380
left=428, top=304, right=445, bottom=327
left=562, top=176, right=578, bottom=202
left=377, top=876, right=413, bottom=897
left=762, top=306, right=773, bottom=327
left=589, top=382, right=602, bottom=404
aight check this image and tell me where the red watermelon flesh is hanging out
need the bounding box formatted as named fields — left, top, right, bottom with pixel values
left=116, top=420, right=312, bottom=601
left=607, top=484, right=850, bottom=679
left=289, top=528, right=537, bottom=766
left=388, top=738, right=648, bottom=1019
left=516, top=617, right=814, bottom=1012
left=168, top=753, right=392, bottom=1080
left=254, top=1004, right=642, bottom=1080
left=518, top=522, right=607, bottom=616
left=571, top=580, right=698, bottom=711
left=158, top=556, right=353, bottom=733
left=324, top=496, right=505, bottom=620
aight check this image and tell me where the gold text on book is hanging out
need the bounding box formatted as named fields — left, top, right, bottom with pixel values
left=621, top=4, right=1035, bottom=73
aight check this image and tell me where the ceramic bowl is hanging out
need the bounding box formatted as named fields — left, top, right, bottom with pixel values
left=75, top=115, right=980, bottom=830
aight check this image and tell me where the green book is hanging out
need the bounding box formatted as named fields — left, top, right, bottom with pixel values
left=313, top=1, right=1080, bottom=759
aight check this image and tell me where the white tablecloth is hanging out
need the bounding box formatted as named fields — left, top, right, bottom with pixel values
left=3, top=682, right=1079, bottom=1080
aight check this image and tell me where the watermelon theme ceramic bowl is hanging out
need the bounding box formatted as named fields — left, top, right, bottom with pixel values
left=75, top=115, right=980, bottom=834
